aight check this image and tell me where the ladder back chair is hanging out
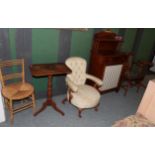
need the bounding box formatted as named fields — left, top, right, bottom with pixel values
left=0, top=59, right=36, bottom=124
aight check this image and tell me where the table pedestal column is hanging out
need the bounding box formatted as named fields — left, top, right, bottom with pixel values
left=34, top=76, right=65, bottom=116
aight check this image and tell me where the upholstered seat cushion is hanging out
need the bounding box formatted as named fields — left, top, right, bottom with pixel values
left=2, top=82, right=34, bottom=100
left=113, top=114, right=155, bottom=127
left=68, top=84, right=100, bottom=109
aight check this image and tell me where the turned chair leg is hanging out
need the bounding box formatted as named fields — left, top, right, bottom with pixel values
left=32, top=93, right=36, bottom=115
left=9, top=100, right=14, bottom=125
left=94, top=104, right=99, bottom=112
left=10, top=111, right=14, bottom=125
left=123, top=81, right=133, bottom=96
left=62, top=97, right=68, bottom=104
left=124, top=86, right=128, bottom=96
left=121, top=80, right=132, bottom=96
left=4, top=98, right=9, bottom=109
left=121, top=84, right=128, bottom=96
left=78, top=109, right=83, bottom=118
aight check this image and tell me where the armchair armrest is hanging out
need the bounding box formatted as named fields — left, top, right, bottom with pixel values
left=86, top=74, right=103, bottom=86
left=66, top=76, right=78, bottom=92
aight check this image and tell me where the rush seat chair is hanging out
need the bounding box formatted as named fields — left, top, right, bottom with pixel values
left=0, top=59, right=36, bottom=124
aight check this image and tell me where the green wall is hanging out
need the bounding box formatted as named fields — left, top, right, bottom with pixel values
left=70, top=29, right=94, bottom=60
left=6, top=28, right=155, bottom=64
left=1, top=28, right=155, bottom=97
left=136, top=29, right=155, bottom=60
left=32, top=29, right=59, bottom=64
left=121, top=29, right=137, bottom=52
left=9, top=29, right=16, bottom=59
left=31, top=29, right=60, bottom=92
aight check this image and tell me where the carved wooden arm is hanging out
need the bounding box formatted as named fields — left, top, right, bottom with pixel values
left=86, top=74, right=103, bottom=90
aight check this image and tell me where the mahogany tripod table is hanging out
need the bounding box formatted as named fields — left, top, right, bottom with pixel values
left=30, top=63, right=71, bottom=116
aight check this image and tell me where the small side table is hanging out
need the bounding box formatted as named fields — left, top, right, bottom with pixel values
left=30, top=63, right=71, bottom=116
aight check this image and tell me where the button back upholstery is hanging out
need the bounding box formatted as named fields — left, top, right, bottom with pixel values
left=64, top=57, right=103, bottom=117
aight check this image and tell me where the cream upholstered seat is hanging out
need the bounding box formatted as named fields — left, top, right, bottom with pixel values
left=63, top=57, right=103, bottom=117
left=68, top=85, right=100, bottom=109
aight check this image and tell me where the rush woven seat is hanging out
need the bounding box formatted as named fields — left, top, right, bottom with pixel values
left=2, top=82, right=34, bottom=100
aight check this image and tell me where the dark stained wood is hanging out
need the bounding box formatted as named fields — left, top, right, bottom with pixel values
left=30, top=63, right=71, bottom=116
left=89, top=31, right=128, bottom=93
left=78, top=109, right=83, bottom=118
left=30, top=63, right=71, bottom=77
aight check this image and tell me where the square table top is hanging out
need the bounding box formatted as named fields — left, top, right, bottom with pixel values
left=30, top=63, right=71, bottom=77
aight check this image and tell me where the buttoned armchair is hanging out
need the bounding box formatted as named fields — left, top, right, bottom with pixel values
left=62, top=57, right=103, bottom=117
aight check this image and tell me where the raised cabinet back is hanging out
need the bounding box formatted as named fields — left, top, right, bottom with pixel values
left=91, top=31, right=122, bottom=55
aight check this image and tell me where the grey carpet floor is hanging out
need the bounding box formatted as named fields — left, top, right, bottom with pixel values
left=0, top=87, right=144, bottom=127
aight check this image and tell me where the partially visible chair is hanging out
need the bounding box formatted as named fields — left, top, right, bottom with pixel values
left=113, top=79, right=155, bottom=127
left=121, top=52, right=134, bottom=95
left=122, top=52, right=153, bottom=95
left=124, top=52, right=134, bottom=72
left=62, top=57, right=103, bottom=117
left=0, top=59, right=36, bottom=124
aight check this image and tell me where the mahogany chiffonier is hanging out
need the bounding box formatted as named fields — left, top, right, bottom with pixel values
left=89, top=31, right=129, bottom=93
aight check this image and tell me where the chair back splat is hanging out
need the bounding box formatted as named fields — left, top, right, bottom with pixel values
left=0, top=59, right=25, bottom=87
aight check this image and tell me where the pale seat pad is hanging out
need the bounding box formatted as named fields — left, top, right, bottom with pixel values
left=69, top=85, right=100, bottom=109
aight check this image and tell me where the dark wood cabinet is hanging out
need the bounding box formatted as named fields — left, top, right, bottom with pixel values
left=89, top=31, right=128, bottom=92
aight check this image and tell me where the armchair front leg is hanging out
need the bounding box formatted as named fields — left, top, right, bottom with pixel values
left=62, top=97, right=67, bottom=104
left=62, top=87, right=74, bottom=104
left=68, top=88, right=73, bottom=103
left=78, top=108, right=83, bottom=118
